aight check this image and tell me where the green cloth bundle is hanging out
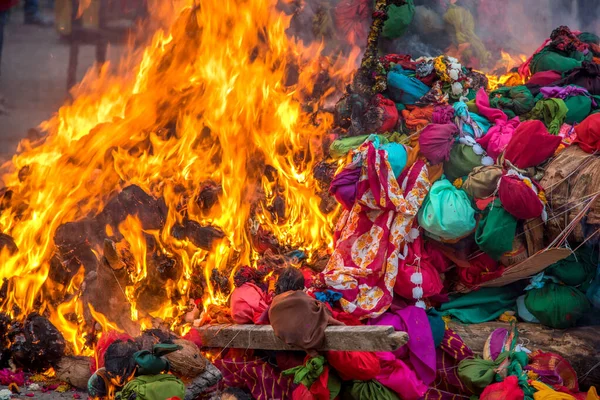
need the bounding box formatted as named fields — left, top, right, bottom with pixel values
left=530, top=48, right=583, bottom=74
left=564, top=94, right=593, bottom=124
left=457, top=353, right=508, bottom=394
left=443, top=144, right=484, bottom=182
left=546, top=246, right=599, bottom=286
left=283, top=355, right=326, bottom=387
left=524, top=282, right=591, bottom=329
left=438, top=284, right=523, bottom=324
left=475, top=199, right=518, bottom=260
left=117, top=374, right=185, bottom=400
left=345, top=380, right=400, bottom=400
left=418, top=178, right=476, bottom=241
left=329, top=135, right=389, bottom=159
left=382, top=0, right=415, bottom=39
left=134, top=344, right=182, bottom=376
left=526, top=98, right=568, bottom=135
left=490, top=86, right=535, bottom=119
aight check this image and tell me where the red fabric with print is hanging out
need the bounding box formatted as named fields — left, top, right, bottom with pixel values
left=322, top=142, right=431, bottom=319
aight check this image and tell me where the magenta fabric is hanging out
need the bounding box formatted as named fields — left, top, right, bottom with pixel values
left=432, top=105, right=455, bottom=124
left=214, top=357, right=296, bottom=400
left=486, top=328, right=509, bottom=361
left=376, top=351, right=429, bottom=400
left=475, top=88, right=520, bottom=160
left=323, top=144, right=431, bottom=319
left=527, top=70, right=562, bottom=86
left=368, top=305, right=436, bottom=399
left=498, top=174, right=544, bottom=220
left=369, top=306, right=436, bottom=383
left=329, top=166, right=361, bottom=210
left=418, top=123, right=458, bottom=165
left=540, top=85, right=591, bottom=100
left=230, top=283, right=270, bottom=324
left=503, top=120, right=562, bottom=169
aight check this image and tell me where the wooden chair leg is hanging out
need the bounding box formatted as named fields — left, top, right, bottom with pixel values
left=67, top=40, right=79, bottom=91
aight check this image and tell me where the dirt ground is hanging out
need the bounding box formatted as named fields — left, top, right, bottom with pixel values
left=0, top=6, right=122, bottom=161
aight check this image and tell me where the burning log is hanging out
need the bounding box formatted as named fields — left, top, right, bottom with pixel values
left=195, top=324, right=408, bottom=352
left=171, top=219, right=225, bottom=251
left=55, top=355, right=92, bottom=390
left=448, top=321, right=600, bottom=388
left=8, top=313, right=66, bottom=373
left=52, top=218, right=103, bottom=283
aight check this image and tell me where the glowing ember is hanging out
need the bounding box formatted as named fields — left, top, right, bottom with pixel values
left=483, top=51, right=528, bottom=91
left=0, top=0, right=357, bottom=354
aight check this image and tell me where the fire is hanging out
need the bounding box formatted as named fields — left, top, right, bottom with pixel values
left=484, top=50, right=528, bottom=91
left=0, top=0, right=356, bottom=354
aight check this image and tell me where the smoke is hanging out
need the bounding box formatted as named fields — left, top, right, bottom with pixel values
left=281, top=0, right=600, bottom=70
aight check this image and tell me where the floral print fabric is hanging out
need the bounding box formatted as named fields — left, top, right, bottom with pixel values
left=322, top=141, right=431, bottom=319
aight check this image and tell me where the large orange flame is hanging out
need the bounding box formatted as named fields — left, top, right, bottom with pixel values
left=484, top=50, right=528, bottom=91
left=0, top=0, right=357, bottom=355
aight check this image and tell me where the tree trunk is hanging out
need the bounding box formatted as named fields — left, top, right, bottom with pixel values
left=448, top=321, right=600, bottom=389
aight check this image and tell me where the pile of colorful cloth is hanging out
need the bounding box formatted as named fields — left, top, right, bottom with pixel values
left=217, top=24, right=600, bottom=400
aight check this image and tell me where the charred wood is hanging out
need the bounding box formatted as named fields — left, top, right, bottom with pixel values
left=103, top=239, right=134, bottom=272
left=97, top=185, right=167, bottom=232
left=7, top=313, right=66, bottom=372
left=196, top=181, right=222, bottom=213
left=0, top=312, right=10, bottom=369
left=183, top=362, right=222, bottom=400
left=0, top=233, right=17, bottom=254
left=171, top=219, right=225, bottom=251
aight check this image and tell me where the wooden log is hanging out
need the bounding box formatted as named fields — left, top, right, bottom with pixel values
left=195, top=324, right=408, bottom=352
left=55, top=355, right=92, bottom=390
left=448, top=321, right=600, bottom=388
left=184, top=362, right=222, bottom=400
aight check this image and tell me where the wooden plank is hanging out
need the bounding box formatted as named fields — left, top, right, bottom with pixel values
left=448, top=321, right=600, bottom=388
left=479, top=248, right=572, bottom=288
left=195, top=324, right=408, bottom=352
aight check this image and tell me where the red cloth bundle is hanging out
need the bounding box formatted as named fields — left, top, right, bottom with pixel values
left=230, top=283, right=270, bottom=325
left=91, top=331, right=133, bottom=373
left=456, top=252, right=505, bottom=288
left=503, top=120, right=562, bottom=169
left=574, top=113, right=600, bottom=154
left=498, top=173, right=544, bottom=220
left=394, top=235, right=445, bottom=300
left=373, top=94, right=399, bottom=133
left=480, top=376, right=524, bottom=400
left=326, top=351, right=381, bottom=381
